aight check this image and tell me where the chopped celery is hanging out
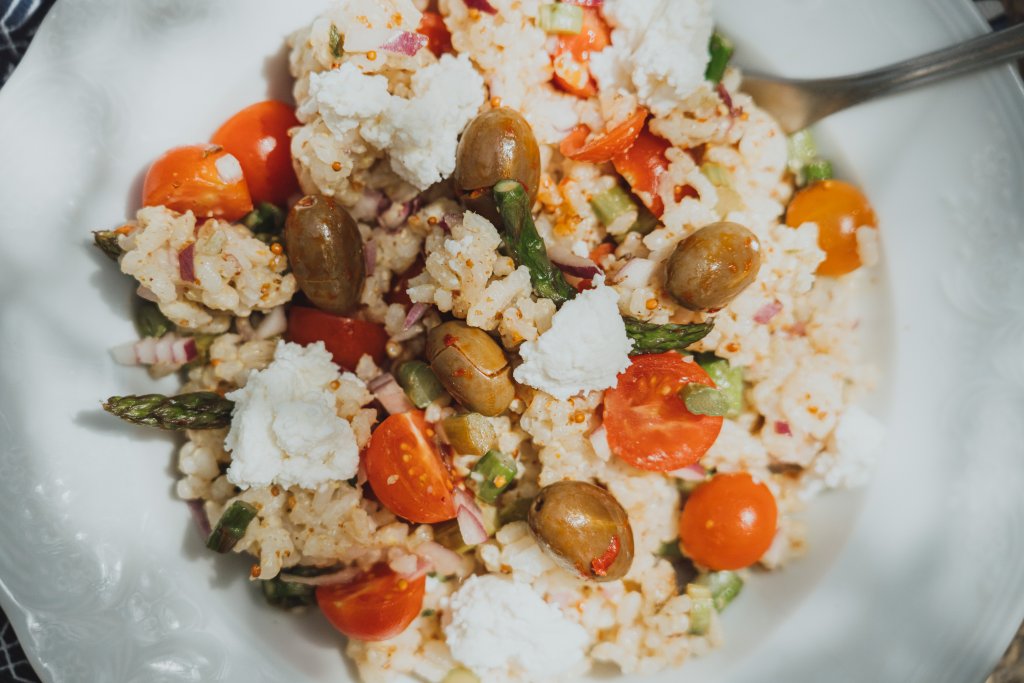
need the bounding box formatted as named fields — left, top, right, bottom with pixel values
left=698, top=570, right=744, bottom=611
left=396, top=360, right=446, bottom=408
left=590, top=185, right=639, bottom=235
left=471, top=450, right=518, bottom=503
left=442, top=669, right=480, bottom=683
left=804, top=158, right=834, bottom=183
left=686, top=583, right=714, bottom=635
left=538, top=3, right=583, bottom=34
left=441, top=413, right=496, bottom=455
left=701, top=162, right=733, bottom=188
left=207, top=501, right=258, bottom=553
left=135, top=300, right=173, bottom=339
left=696, top=354, right=744, bottom=418
left=705, top=32, right=734, bottom=84
left=680, top=383, right=729, bottom=417
left=787, top=130, right=818, bottom=172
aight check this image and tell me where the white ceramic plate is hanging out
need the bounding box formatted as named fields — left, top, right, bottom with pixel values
left=1, top=0, right=1022, bottom=681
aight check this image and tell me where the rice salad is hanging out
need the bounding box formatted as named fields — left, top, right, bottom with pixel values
left=95, top=0, right=886, bottom=680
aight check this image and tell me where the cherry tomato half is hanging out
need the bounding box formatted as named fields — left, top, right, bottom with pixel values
left=678, top=472, right=778, bottom=570
left=286, top=306, right=388, bottom=372
left=364, top=411, right=457, bottom=524
left=559, top=108, right=649, bottom=164
left=316, top=564, right=425, bottom=641
left=211, top=100, right=300, bottom=206
left=612, top=125, right=670, bottom=217
left=417, top=11, right=453, bottom=58
left=142, top=144, right=253, bottom=221
left=551, top=8, right=610, bottom=98
left=785, top=179, right=877, bottom=277
left=604, top=352, right=723, bottom=472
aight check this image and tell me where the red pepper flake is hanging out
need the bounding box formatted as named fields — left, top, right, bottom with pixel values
left=774, top=420, right=792, bottom=436
left=591, top=535, right=620, bottom=577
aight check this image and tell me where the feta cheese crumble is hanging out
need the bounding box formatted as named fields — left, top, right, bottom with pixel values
left=513, top=281, right=633, bottom=399
left=444, top=575, right=589, bottom=680
left=224, top=340, right=362, bottom=489
left=300, top=54, right=485, bottom=190
left=591, top=0, right=714, bottom=116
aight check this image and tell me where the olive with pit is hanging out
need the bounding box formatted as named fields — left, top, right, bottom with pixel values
left=454, top=108, right=541, bottom=220
left=284, top=195, right=365, bottom=314
left=426, top=321, right=515, bottom=417
left=665, top=221, right=761, bottom=312
left=528, top=481, right=634, bottom=582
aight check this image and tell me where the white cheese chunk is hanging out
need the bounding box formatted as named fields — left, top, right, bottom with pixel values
left=513, top=282, right=633, bottom=400
left=591, top=0, right=713, bottom=116
left=444, top=575, right=589, bottom=680
left=300, top=54, right=485, bottom=190
left=224, top=340, right=361, bottom=490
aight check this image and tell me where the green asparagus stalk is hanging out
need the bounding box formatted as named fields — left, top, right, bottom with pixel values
left=705, top=32, right=734, bottom=84
left=207, top=500, right=258, bottom=553
left=93, top=230, right=125, bottom=261
left=102, top=392, right=235, bottom=430
left=623, top=317, right=714, bottom=355
left=492, top=179, right=577, bottom=306
left=242, top=202, right=286, bottom=243
left=134, top=301, right=174, bottom=339
left=261, top=577, right=317, bottom=609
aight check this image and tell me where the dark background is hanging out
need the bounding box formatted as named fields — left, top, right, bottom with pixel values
left=0, top=0, right=1021, bottom=681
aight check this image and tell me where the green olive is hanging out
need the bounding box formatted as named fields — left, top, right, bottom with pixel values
left=426, top=321, right=514, bottom=417
left=528, top=481, right=634, bottom=582
left=284, top=195, right=365, bottom=314
left=665, top=221, right=761, bottom=312
left=454, top=108, right=541, bottom=221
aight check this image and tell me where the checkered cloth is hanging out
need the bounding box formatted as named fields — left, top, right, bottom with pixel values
left=0, top=1, right=1019, bottom=682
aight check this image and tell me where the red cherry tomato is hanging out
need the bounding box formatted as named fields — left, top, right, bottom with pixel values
left=551, top=8, right=610, bottom=98
left=142, top=144, right=253, bottom=221
left=612, top=125, right=671, bottom=217
left=559, top=108, right=649, bottom=164
left=678, top=472, right=778, bottom=570
left=316, top=564, right=425, bottom=641
left=211, top=101, right=300, bottom=206
left=604, top=352, right=723, bottom=472
left=364, top=411, right=457, bottom=524
left=417, top=11, right=453, bottom=58
left=286, top=307, right=388, bottom=372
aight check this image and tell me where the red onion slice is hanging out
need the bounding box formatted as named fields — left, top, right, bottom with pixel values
left=380, top=30, right=429, bottom=56
left=454, top=487, right=488, bottom=546
left=254, top=306, right=287, bottom=340
left=464, top=0, right=498, bottom=14
left=754, top=300, right=782, bottom=324
left=548, top=245, right=602, bottom=279
left=178, top=243, right=196, bottom=283
left=368, top=373, right=416, bottom=415
left=403, top=302, right=429, bottom=331
left=378, top=200, right=412, bottom=231
left=672, top=464, right=708, bottom=482
left=416, top=541, right=467, bottom=577
left=394, top=554, right=433, bottom=581
left=111, top=334, right=198, bottom=367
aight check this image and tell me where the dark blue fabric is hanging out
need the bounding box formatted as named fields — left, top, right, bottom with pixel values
left=0, top=1, right=1017, bottom=682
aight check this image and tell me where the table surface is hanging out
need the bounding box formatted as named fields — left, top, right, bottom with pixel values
left=0, top=0, right=1022, bottom=682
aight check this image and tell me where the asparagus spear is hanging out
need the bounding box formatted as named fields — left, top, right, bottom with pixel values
left=93, top=230, right=125, bottom=261
left=705, top=32, right=734, bottom=84
left=207, top=500, right=258, bottom=553
left=102, top=392, right=235, bottom=430
left=134, top=301, right=174, bottom=339
left=623, top=317, right=714, bottom=355
left=492, top=179, right=577, bottom=306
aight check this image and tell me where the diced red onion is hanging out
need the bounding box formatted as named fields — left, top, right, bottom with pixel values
left=549, top=245, right=602, bottom=279
left=254, top=306, right=287, bottom=340
left=278, top=566, right=362, bottom=586
left=754, top=300, right=783, bottom=324
left=454, top=487, right=488, bottom=546
left=178, top=243, right=196, bottom=283
left=588, top=424, right=611, bottom=460
left=672, top=464, right=708, bottom=482
left=368, top=372, right=416, bottom=415
left=774, top=420, right=792, bottom=436
left=186, top=499, right=212, bottom=539
left=111, top=334, right=197, bottom=367
left=380, top=30, right=429, bottom=56
left=441, top=212, right=463, bottom=232
left=136, top=285, right=159, bottom=302
left=364, top=239, right=377, bottom=276
left=613, top=257, right=656, bottom=289
left=394, top=554, right=432, bottom=581
left=351, top=189, right=386, bottom=222
left=403, top=302, right=429, bottom=331
left=378, top=200, right=412, bottom=231
left=416, top=541, right=467, bottom=577
left=464, top=0, right=497, bottom=14
left=564, top=0, right=602, bottom=5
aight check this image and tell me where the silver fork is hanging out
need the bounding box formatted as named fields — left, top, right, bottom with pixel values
left=741, top=23, right=1024, bottom=133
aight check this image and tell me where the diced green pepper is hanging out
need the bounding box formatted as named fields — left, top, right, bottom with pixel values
left=396, top=360, right=446, bottom=408
left=206, top=500, right=258, bottom=553
left=471, top=450, right=518, bottom=504
left=686, top=583, right=714, bottom=635
left=441, top=413, right=496, bottom=455
left=705, top=32, right=734, bottom=84
left=590, top=185, right=639, bottom=235
left=698, top=570, right=744, bottom=611
left=695, top=354, right=744, bottom=418
left=804, top=158, right=834, bottom=183
left=134, top=300, right=173, bottom=339
left=538, top=3, right=583, bottom=34
left=680, top=383, right=729, bottom=417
